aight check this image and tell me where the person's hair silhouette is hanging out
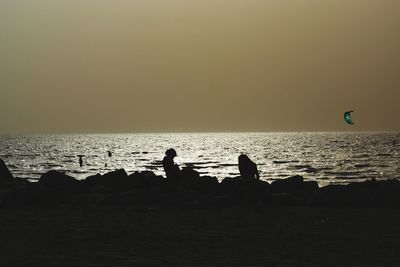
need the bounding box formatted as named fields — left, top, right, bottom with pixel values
left=238, top=154, right=260, bottom=181
left=162, top=148, right=181, bottom=180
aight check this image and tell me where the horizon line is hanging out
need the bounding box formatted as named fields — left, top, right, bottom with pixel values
left=1, top=130, right=399, bottom=136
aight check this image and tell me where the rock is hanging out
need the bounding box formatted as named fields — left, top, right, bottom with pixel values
left=103, top=169, right=129, bottom=190
left=0, top=158, right=14, bottom=186
left=271, top=175, right=304, bottom=192
left=239, top=180, right=271, bottom=203
left=309, top=180, right=376, bottom=207
left=83, top=170, right=164, bottom=193
left=18, top=185, right=60, bottom=206
left=103, top=169, right=128, bottom=180
left=181, top=167, right=200, bottom=180
left=128, top=171, right=165, bottom=188
left=83, top=173, right=105, bottom=189
left=178, top=167, right=219, bottom=194
left=374, top=179, right=400, bottom=206
left=0, top=188, right=16, bottom=206
left=13, top=178, right=30, bottom=191
left=198, top=175, right=218, bottom=186
left=308, top=185, right=349, bottom=206
left=347, top=179, right=378, bottom=206
left=299, top=181, right=319, bottom=198
left=220, top=176, right=243, bottom=194
left=219, top=177, right=271, bottom=205
left=189, top=175, right=219, bottom=194
left=271, top=175, right=318, bottom=203
left=38, top=170, right=80, bottom=190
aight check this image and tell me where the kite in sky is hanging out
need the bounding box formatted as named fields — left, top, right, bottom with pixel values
left=344, top=111, right=354, bottom=125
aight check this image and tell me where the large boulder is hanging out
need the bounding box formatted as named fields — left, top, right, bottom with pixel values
left=187, top=175, right=219, bottom=194
left=103, top=169, right=128, bottom=189
left=0, top=158, right=14, bottom=186
left=374, top=179, right=400, bottom=206
left=38, top=170, right=80, bottom=190
left=83, top=170, right=164, bottom=193
left=271, top=175, right=319, bottom=203
left=181, top=167, right=200, bottom=180
left=0, top=188, right=16, bottom=206
left=270, top=175, right=304, bottom=192
left=198, top=175, right=218, bottom=186
left=19, top=171, right=81, bottom=206
left=95, top=171, right=166, bottom=206
left=83, top=173, right=105, bottom=189
left=309, top=185, right=348, bottom=206
left=308, top=185, right=349, bottom=206
left=18, top=184, right=57, bottom=206
left=177, top=167, right=218, bottom=192
left=220, top=176, right=244, bottom=194
left=309, top=180, right=377, bottom=207
left=239, top=180, right=271, bottom=203
left=219, top=177, right=271, bottom=205
left=128, top=171, right=164, bottom=188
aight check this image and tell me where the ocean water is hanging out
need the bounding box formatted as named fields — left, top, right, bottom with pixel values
left=0, top=132, right=399, bottom=186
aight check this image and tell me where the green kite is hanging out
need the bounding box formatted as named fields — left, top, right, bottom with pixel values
left=344, top=111, right=354, bottom=125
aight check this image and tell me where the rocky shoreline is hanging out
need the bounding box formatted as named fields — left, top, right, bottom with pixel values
left=2, top=158, right=400, bottom=208
left=2, top=158, right=400, bottom=266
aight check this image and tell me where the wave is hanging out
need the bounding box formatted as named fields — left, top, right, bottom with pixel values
left=273, top=160, right=300, bottom=164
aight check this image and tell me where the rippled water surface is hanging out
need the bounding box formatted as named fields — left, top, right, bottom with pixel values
left=1, top=133, right=399, bottom=185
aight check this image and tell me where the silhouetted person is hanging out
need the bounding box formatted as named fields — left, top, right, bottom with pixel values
left=162, top=148, right=181, bottom=181
left=238, top=154, right=260, bottom=181
left=108, top=151, right=112, bottom=157
left=78, top=155, right=84, bottom=167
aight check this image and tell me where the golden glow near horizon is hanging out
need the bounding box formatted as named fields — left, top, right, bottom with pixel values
left=0, top=0, right=399, bottom=133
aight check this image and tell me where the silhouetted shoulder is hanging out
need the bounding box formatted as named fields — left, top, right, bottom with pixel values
left=238, top=154, right=259, bottom=181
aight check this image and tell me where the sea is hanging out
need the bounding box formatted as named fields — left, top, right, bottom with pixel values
left=1, top=132, right=399, bottom=186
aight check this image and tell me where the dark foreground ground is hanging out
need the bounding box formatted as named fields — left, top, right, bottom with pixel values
left=0, top=206, right=399, bottom=267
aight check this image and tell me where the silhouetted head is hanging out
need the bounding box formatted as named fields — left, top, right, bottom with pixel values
left=238, top=154, right=251, bottom=165
left=165, top=148, right=177, bottom=158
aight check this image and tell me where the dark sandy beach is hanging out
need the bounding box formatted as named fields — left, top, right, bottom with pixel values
left=1, top=206, right=399, bottom=266
left=2, top=158, right=400, bottom=266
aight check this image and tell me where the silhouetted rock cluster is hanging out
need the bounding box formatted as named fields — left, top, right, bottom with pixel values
left=0, top=158, right=14, bottom=185
left=1, top=159, right=400, bottom=208
left=309, top=179, right=400, bottom=207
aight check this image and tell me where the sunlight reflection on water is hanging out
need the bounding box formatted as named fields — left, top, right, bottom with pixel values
left=1, top=132, right=399, bottom=186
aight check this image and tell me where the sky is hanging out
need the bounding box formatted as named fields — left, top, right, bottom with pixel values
left=0, top=0, right=399, bottom=134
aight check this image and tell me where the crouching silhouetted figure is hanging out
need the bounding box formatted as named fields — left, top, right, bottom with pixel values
left=162, top=148, right=181, bottom=181
left=238, top=154, right=260, bottom=181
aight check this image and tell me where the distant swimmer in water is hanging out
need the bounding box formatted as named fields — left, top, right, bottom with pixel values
left=238, top=154, right=260, bottom=181
left=78, top=155, right=84, bottom=167
left=108, top=151, right=112, bottom=157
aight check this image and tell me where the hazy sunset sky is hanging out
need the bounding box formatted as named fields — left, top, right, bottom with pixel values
left=0, top=0, right=399, bottom=134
